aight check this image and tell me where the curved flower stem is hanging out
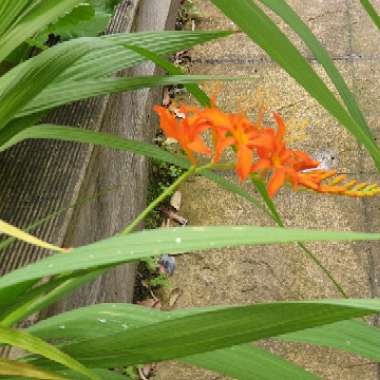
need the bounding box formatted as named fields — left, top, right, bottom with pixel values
left=250, top=175, right=348, bottom=298
left=121, top=166, right=197, bottom=235
left=297, top=242, right=347, bottom=298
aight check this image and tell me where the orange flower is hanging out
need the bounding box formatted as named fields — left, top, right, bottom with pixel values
left=250, top=113, right=319, bottom=197
left=198, top=107, right=271, bottom=180
left=154, top=102, right=380, bottom=199
left=298, top=170, right=380, bottom=197
left=154, top=105, right=211, bottom=164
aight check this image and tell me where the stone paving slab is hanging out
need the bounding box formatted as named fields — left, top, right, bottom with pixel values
left=350, top=0, right=380, bottom=58
left=153, top=0, right=380, bottom=379
left=189, top=0, right=351, bottom=61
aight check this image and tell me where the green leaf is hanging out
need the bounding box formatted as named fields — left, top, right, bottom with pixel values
left=0, top=38, right=116, bottom=131
left=36, top=0, right=124, bottom=42
left=0, top=365, right=130, bottom=380
left=0, top=326, right=100, bottom=380
left=361, top=0, right=380, bottom=31
left=0, top=124, right=187, bottom=163
left=123, top=44, right=211, bottom=107
left=259, top=0, right=371, bottom=136
left=0, top=0, right=83, bottom=63
left=210, top=0, right=380, bottom=173
left=0, top=358, right=71, bottom=380
left=279, top=319, right=380, bottom=362
left=0, top=31, right=230, bottom=91
left=37, top=4, right=97, bottom=41
left=0, top=271, right=104, bottom=328
left=62, top=30, right=232, bottom=82
left=0, top=226, right=380, bottom=293
left=0, top=0, right=30, bottom=38
left=28, top=303, right=320, bottom=380
left=26, top=299, right=380, bottom=369
left=54, top=369, right=132, bottom=380
left=185, top=345, right=320, bottom=380
left=16, top=75, right=240, bottom=118
left=0, top=219, right=64, bottom=252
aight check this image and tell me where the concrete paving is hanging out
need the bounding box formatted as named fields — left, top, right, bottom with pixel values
left=153, top=1, right=380, bottom=379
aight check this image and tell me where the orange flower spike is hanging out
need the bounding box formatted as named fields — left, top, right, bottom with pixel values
left=194, top=106, right=236, bottom=163
left=153, top=105, right=178, bottom=140
left=154, top=105, right=211, bottom=165
left=228, top=115, right=260, bottom=180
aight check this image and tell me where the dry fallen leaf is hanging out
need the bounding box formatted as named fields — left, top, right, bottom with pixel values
left=170, top=190, right=182, bottom=210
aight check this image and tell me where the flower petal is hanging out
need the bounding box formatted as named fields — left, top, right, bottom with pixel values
left=187, top=136, right=211, bottom=156
left=267, top=169, right=286, bottom=198
left=236, top=145, right=253, bottom=181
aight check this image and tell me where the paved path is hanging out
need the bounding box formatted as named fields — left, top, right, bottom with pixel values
left=153, top=1, right=380, bottom=379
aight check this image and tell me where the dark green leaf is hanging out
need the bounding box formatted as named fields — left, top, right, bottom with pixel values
left=27, top=300, right=380, bottom=368
left=0, top=326, right=100, bottom=380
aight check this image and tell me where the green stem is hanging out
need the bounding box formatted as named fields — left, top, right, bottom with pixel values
left=250, top=175, right=348, bottom=298
left=297, top=242, right=348, bottom=298
left=121, top=166, right=197, bottom=235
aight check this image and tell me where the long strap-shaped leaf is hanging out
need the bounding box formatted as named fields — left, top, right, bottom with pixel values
left=279, top=319, right=380, bottom=362
left=123, top=43, right=212, bottom=107
left=0, top=31, right=231, bottom=91
left=0, top=326, right=100, bottom=380
left=26, top=299, right=380, bottom=369
left=0, top=358, right=71, bottom=380
left=16, top=74, right=239, bottom=118
left=0, top=0, right=30, bottom=38
left=210, top=0, right=380, bottom=173
left=0, top=226, right=379, bottom=293
left=0, top=219, right=64, bottom=253
left=28, top=303, right=320, bottom=380
left=361, top=0, right=380, bottom=31
left=28, top=303, right=380, bottom=375
left=0, top=366, right=130, bottom=380
left=0, top=38, right=119, bottom=131
left=259, top=0, right=371, bottom=136
left=0, top=0, right=83, bottom=62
